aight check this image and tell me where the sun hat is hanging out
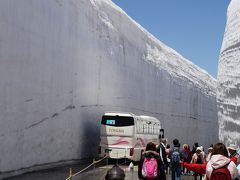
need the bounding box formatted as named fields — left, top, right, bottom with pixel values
left=228, top=144, right=238, bottom=151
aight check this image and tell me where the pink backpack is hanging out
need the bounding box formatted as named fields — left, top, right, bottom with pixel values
left=141, top=157, right=158, bottom=179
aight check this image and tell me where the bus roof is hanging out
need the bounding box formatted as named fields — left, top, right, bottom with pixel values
left=137, top=115, right=160, bottom=122
left=103, top=112, right=135, bottom=117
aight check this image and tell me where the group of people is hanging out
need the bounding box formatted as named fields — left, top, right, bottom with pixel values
left=181, top=142, right=240, bottom=180
left=105, top=139, right=240, bottom=180
left=138, top=139, right=240, bottom=180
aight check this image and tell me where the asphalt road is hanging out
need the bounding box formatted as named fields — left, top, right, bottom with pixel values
left=5, top=164, right=196, bottom=180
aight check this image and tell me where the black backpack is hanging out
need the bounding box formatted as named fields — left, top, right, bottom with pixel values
left=196, top=155, right=203, bottom=164
left=171, top=147, right=180, bottom=165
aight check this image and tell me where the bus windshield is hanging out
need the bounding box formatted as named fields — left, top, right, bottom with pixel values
left=101, top=115, right=134, bottom=127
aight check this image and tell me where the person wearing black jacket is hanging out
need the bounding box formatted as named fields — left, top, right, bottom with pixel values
left=192, top=142, right=199, bottom=155
left=138, top=142, right=166, bottom=180
left=156, top=138, right=168, bottom=172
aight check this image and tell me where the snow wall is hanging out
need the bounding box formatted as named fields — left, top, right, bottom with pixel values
left=217, top=0, right=240, bottom=147
left=0, top=0, right=217, bottom=177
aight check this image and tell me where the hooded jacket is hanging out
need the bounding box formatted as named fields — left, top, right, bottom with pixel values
left=206, top=154, right=238, bottom=179
left=191, top=151, right=205, bottom=164
left=138, top=150, right=166, bottom=180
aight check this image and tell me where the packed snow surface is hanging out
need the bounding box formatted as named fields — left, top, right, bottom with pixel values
left=217, top=0, right=240, bottom=147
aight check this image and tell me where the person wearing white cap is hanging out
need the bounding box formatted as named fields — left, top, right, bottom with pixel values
left=228, top=144, right=239, bottom=165
left=191, top=147, right=205, bottom=164
left=191, top=147, right=205, bottom=180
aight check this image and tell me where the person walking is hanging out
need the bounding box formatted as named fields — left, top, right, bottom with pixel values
left=169, top=139, right=183, bottom=180
left=156, top=138, right=168, bottom=173
left=206, top=142, right=238, bottom=180
left=228, top=144, right=239, bottom=165
left=165, top=144, right=171, bottom=174
left=191, top=147, right=205, bottom=180
left=192, top=142, right=199, bottom=155
left=138, top=142, right=166, bottom=180
left=182, top=144, right=192, bottom=175
left=205, top=147, right=213, bottom=162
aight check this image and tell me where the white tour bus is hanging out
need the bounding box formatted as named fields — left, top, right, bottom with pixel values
left=98, top=112, right=163, bottom=161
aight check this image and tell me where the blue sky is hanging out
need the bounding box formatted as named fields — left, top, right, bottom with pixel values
left=112, top=0, right=230, bottom=78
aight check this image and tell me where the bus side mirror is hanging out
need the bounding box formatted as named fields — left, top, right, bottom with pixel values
left=159, top=129, right=164, bottom=139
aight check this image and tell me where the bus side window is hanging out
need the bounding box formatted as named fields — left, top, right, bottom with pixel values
left=148, top=121, right=151, bottom=134
left=153, top=123, right=158, bottom=134
left=136, top=120, right=143, bottom=134
left=143, top=123, right=147, bottom=134
left=137, top=121, right=140, bottom=133
left=146, top=121, right=154, bottom=134
left=148, top=123, right=153, bottom=134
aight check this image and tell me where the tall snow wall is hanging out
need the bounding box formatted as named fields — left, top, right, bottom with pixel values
left=0, top=0, right=217, bottom=177
left=217, top=0, right=240, bottom=146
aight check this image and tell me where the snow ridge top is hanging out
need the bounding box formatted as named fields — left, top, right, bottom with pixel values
left=94, top=0, right=216, bottom=93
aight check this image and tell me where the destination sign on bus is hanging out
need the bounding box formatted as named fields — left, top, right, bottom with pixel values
left=106, top=119, right=115, bottom=125
left=109, top=128, right=124, bottom=133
